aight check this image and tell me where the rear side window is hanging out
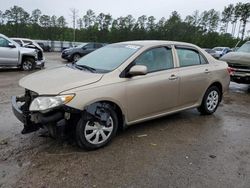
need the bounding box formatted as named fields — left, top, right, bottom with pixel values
left=134, top=47, right=174, bottom=73
left=176, top=48, right=207, bottom=67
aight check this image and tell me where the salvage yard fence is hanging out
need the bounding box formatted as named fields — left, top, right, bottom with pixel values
left=35, top=40, right=84, bottom=52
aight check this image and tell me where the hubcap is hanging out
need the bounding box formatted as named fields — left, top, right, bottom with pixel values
left=206, top=90, right=219, bottom=111
left=84, top=117, right=114, bottom=145
left=22, top=61, right=33, bottom=70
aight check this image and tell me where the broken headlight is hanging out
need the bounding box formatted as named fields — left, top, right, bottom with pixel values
left=29, top=94, right=75, bottom=112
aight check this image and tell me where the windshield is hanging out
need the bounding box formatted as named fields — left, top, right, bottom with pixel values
left=76, top=44, right=141, bottom=72
left=237, top=42, right=250, bottom=53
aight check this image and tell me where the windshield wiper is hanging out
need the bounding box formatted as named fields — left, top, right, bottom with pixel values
left=74, top=64, right=96, bottom=73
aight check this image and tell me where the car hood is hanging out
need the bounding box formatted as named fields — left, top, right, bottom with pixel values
left=19, top=66, right=103, bottom=95
left=24, top=43, right=43, bottom=52
left=220, top=52, right=250, bottom=66
left=19, top=46, right=36, bottom=54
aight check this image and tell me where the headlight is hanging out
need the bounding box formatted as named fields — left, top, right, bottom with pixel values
left=29, top=94, right=75, bottom=112
left=63, top=50, right=69, bottom=54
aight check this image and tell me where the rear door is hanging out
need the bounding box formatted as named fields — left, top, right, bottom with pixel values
left=125, top=46, right=179, bottom=122
left=174, top=46, right=212, bottom=108
left=0, top=36, right=19, bottom=66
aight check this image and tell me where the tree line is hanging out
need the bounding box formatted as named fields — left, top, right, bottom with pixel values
left=0, top=2, right=249, bottom=48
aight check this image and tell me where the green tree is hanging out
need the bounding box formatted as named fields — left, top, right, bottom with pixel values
left=39, top=15, right=51, bottom=27
left=147, top=16, right=156, bottom=31
left=51, top=15, right=57, bottom=27
left=239, top=3, right=250, bottom=40
left=31, top=9, right=41, bottom=24
left=221, top=4, right=234, bottom=33
left=207, top=9, right=220, bottom=32
left=83, top=9, right=96, bottom=28
left=57, top=16, right=67, bottom=28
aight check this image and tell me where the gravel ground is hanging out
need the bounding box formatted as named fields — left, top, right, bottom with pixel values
left=0, top=52, right=250, bottom=188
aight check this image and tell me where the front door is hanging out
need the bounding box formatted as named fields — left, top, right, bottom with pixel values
left=125, top=47, right=179, bottom=122
left=0, top=36, right=19, bottom=66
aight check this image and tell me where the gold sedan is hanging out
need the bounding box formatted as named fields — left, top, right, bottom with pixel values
left=12, top=41, right=230, bottom=150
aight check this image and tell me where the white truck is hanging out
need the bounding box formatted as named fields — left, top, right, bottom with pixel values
left=0, top=33, right=44, bottom=71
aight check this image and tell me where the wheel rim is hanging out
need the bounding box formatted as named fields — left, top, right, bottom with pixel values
left=73, top=54, right=80, bottom=62
left=206, top=90, right=219, bottom=111
left=22, top=61, right=33, bottom=70
left=84, top=117, right=114, bottom=145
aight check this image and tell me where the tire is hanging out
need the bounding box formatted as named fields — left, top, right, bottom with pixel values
left=76, top=107, right=118, bottom=150
left=21, top=57, right=35, bottom=71
left=198, top=86, right=221, bottom=115
left=72, top=53, right=81, bottom=62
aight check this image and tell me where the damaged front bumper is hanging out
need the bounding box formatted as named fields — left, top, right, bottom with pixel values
left=35, top=59, right=45, bottom=69
left=11, top=91, right=79, bottom=135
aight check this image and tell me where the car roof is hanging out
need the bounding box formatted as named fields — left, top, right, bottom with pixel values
left=115, top=40, right=199, bottom=48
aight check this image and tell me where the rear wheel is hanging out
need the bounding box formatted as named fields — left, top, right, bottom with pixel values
left=21, top=57, right=35, bottom=71
left=198, top=86, right=221, bottom=115
left=76, top=107, right=118, bottom=150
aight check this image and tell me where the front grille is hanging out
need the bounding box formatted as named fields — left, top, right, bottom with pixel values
left=229, top=63, right=250, bottom=70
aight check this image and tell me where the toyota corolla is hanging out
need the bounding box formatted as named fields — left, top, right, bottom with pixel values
left=12, top=41, right=230, bottom=150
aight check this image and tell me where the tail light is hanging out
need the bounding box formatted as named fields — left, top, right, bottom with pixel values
left=227, top=67, right=235, bottom=75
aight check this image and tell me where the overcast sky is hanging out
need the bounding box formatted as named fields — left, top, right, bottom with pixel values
left=1, top=0, right=250, bottom=33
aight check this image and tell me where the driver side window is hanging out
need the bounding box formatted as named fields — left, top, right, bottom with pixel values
left=0, top=37, right=9, bottom=47
left=134, top=47, right=174, bottom=73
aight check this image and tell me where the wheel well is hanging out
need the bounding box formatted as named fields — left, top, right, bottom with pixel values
left=86, top=101, right=124, bottom=132
left=209, top=82, right=223, bottom=101
left=22, top=55, right=35, bottom=63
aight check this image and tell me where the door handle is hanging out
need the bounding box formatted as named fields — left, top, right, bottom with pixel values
left=169, top=74, right=178, bottom=80
left=204, top=69, right=210, bottom=74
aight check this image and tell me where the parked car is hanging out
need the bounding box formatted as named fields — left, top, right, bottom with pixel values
left=61, top=42, right=105, bottom=62
left=220, top=41, right=250, bottom=84
left=37, top=42, right=51, bottom=52
left=0, top=34, right=44, bottom=70
left=204, top=48, right=218, bottom=58
left=11, top=38, right=45, bottom=65
left=12, top=40, right=230, bottom=150
left=212, top=47, right=232, bottom=58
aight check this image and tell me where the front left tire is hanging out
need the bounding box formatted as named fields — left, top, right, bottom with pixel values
left=21, top=57, right=35, bottom=71
left=75, top=107, right=118, bottom=150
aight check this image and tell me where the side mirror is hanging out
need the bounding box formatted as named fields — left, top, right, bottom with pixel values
left=8, top=43, right=16, bottom=48
left=128, top=65, right=147, bottom=77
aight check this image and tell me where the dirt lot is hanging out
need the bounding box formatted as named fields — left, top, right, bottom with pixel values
left=0, top=52, right=250, bottom=188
